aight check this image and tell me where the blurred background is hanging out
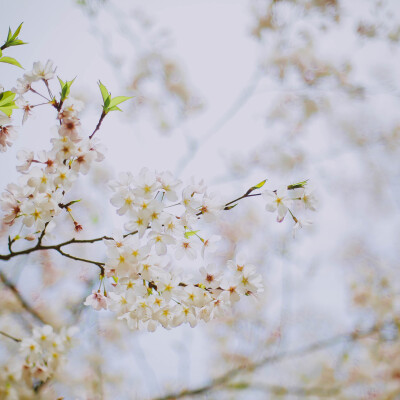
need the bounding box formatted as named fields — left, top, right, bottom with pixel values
left=1, top=0, right=400, bottom=398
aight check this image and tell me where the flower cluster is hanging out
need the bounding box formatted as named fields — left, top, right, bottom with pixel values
left=83, top=170, right=264, bottom=331
left=19, top=325, right=78, bottom=384
left=262, top=185, right=316, bottom=224
left=0, top=61, right=104, bottom=236
left=0, top=61, right=60, bottom=153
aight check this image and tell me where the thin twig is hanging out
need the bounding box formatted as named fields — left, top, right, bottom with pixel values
left=29, top=88, right=50, bottom=102
left=0, top=330, right=21, bottom=342
left=89, top=111, right=106, bottom=139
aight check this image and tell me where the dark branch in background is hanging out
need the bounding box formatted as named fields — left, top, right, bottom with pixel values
left=0, top=271, right=48, bottom=325
left=175, top=70, right=261, bottom=176
left=226, top=382, right=340, bottom=397
left=151, top=320, right=391, bottom=400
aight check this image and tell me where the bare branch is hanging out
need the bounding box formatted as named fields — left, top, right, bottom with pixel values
left=151, top=321, right=388, bottom=400
left=225, top=382, right=340, bottom=397
left=0, top=271, right=48, bottom=325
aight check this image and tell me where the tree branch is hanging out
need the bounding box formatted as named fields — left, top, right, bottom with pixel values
left=0, top=330, right=21, bottom=342
left=151, top=321, right=389, bottom=400
left=225, top=382, right=340, bottom=397
left=0, top=182, right=267, bottom=265
left=89, top=110, right=106, bottom=139
left=0, top=271, right=48, bottom=325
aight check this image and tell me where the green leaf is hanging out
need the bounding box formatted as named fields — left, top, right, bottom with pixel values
left=3, top=23, right=26, bottom=49
left=58, top=77, right=65, bottom=88
left=0, top=91, right=16, bottom=105
left=0, top=91, right=18, bottom=117
left=224, top=204, right=238, bottom=210
left=287, top=179, right=309, bottom=190
left=227, top=382, right=249, bottom=390
left=252, top=179, right=267, bottom=190
left=7, top=39, right=27, bottom=47
left=103, top=96, right=111, bottom=109
left=244, top=178, right=268, bottom=196
left=0, top=91, right=16, bottom=106
left=108, top=105, right=122, bottom=112
left=109, top=96, right=132, bottom=108
left=11, top=23, right=23, bottom=41
left=98, top=81, right=132, bottom=114
left=0, top=49, right=2, bottom=58
left=0, top=56, right=23, bottom=69
left=0, top=105, right=17, bottom=117
left=6, top=27, right=12, bottom=42
left=184, top=230, right=200, bottom=239
left=98, top=80, right=109, bottom=102
left=68, top=199, right=81, bottom=206
left=59, top=77, right=76, bottom=101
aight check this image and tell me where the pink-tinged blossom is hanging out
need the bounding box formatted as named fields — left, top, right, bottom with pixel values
left=16, top=150, right=35, bottom=173
left=0, top=189, right=21, bottom=225
left=15, top=96, right=33, bottom=124
left=88, top=137, right=106, bottom=162
left=84, top=290, right=108, bottom=311
left=58, top=117, right=81, bottom=142
left=37, top=150, right=57, bottom=174
left=12, top=76, right=32, bottom=94
left=0, top=125, right=17, bottom=152
left=51, top=136, right=77, bottom=162
left=199, top=264, right=223, bottom=289
left=58, top=97, right=84, bottom=119
left=175, top=236, right=200, bottom=260
left=198, top=193, right=224, bottom=222
left=201, top=234, right=221, bottom=258
left=71, top=142, right=97, bottom=175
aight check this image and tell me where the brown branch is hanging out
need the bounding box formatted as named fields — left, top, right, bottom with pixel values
left=0, top=181, right=289, bottom=268
left=0, top=330, right=21, bottom=342
left=151, top=321, right=387, bottom=400
left=55, top=248, right=105, bottom=274
left=0, top=271, right=48, bottom=325
left=89, top=110, right=106, bottom=139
